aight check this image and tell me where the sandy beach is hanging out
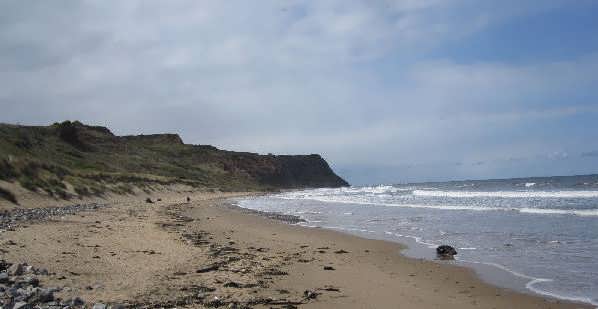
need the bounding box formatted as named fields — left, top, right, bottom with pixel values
left=0, top=190, right=592, bottom=308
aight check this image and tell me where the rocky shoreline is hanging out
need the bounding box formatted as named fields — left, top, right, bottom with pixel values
left=0, top=259, right=90, bottom=309
left=0, top=203, right=108, bottom=231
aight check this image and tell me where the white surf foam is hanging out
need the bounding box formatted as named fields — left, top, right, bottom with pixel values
left=519, top=208, right=598, bottom=217
left=413, top=189, right=598, bottom=198
left=275, top=195, right=598, bottom=217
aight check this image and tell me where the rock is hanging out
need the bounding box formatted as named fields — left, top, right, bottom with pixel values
left=28, top=287, right=54, bottom=303
left=14, top=287, right=30, bottom=301
left=13, top=301, right=31, bottom=309
left=70, top=296, right=85, bottom=306
left=436, top=245, right=457, bottom=259
left=186, top=196, right=191, bottom=202
left=203, top=296, right=223, bottom=307
left=8, top=263, right=24, bottom=276
left=109, top=303, right=126, bottom=309
left=23, top=275, right=40, bottom=287
left=93, top=303, right=107, bottom=309
left=0, top=272, right=8, bottom=283
left=145, top=198, right=153, bottom=204
left=323, top=266, right=335, bottom=270
left=0, top=260, right=10, bottom=272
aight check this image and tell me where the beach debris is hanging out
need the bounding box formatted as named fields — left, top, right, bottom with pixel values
left=320, top=285, right=341, bottom=292
left=334, top=249, right=349, bottom=254
left=196, top=263, right=221, bottom=273
left=436, top=245, right=458, bottom=259
left=303, top=290, right=319, bottom=299
left=187, top=196, right=191, bottom=202
left=262, top=268, right=288, bottom=276
left=223, top=281, right=259, bottom=289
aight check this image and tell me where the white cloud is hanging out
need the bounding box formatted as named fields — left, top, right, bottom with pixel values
left=0, top=0, right=597, bottom=183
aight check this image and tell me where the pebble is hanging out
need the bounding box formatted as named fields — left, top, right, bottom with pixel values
left=13, top=301, right=30, bottom=309
left=93, top=303, right=107, bottom=309
left=71, top=296, right=85, bottom=306
left=8, top=263, right=24, bottom=276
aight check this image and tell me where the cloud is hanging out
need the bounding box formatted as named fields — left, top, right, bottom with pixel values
left=0, top=0, right=597, bottom=183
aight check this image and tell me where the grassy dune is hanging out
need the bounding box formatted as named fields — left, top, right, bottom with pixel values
left=0, top=121, right=347, bottom=204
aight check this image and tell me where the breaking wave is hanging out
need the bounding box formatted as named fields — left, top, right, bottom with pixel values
left=412, top=189, right=598, bottom=198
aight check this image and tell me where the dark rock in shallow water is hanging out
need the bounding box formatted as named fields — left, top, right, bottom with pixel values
left=436, top=245, right=457, bottom=259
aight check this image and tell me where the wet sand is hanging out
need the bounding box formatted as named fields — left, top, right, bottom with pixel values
left=0, top=191, right=592, bottom=308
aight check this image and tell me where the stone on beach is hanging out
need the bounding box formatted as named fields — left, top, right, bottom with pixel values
left=436, top=245, right=458, bottom=259
left=8, top=263, right=24, bottom=276
left=93, top=303, right=107, bottom=309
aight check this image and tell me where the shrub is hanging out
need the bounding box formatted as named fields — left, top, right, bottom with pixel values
left=0, top=159, right=17, bottom=181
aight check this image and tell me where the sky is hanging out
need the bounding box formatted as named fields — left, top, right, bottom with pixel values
left=1, top=0, right=598, bottom=185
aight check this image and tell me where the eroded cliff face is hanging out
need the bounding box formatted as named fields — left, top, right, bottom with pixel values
left=0, top=121, right=348, bottom=200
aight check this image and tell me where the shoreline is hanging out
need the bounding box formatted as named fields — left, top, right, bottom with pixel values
left=0, top=191, right=593, bottom=308
left=230, top=195, right=597, bottom=308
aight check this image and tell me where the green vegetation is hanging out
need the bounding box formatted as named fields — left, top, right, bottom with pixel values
left=0, top=121, right=348, bottom=201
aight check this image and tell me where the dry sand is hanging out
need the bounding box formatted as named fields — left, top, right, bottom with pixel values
left=0, top=190, right=592, bottom=308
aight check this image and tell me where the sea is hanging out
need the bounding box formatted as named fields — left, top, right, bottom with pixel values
left=235, top=174, right=598, bottom=306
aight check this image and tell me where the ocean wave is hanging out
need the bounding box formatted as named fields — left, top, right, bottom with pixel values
left=280, top=185, right=410, bottom=199
left=275, top=195, right=598, bottom=217
left=413, top=189, right=598, bottom=198
left=519, top=208, right=598, bottom=217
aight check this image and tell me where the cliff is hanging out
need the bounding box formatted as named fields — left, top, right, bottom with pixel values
left=0, top=121, right=348, bottom=203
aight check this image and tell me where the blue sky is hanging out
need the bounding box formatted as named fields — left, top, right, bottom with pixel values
left=1, top=1, right=598, bottom=185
